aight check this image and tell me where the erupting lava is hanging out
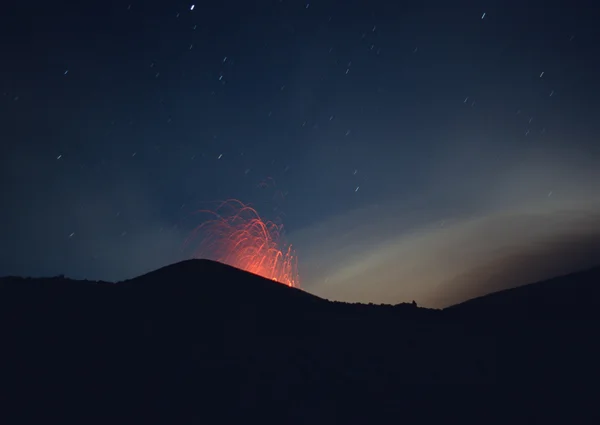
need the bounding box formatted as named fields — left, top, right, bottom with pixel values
left=185, top=199, right=299, bottom=287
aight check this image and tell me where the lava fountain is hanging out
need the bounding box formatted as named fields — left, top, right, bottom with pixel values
left=184, top=199, right=300, bottom=287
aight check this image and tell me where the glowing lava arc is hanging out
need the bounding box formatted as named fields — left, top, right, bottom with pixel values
left=184, top=199, right=299, bottom=288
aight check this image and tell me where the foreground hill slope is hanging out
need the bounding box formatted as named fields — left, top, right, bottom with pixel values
left=1, top=259, right=599, bottom=424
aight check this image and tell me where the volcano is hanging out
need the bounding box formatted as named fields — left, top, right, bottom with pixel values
left=1, top=260, right=599, bottom=424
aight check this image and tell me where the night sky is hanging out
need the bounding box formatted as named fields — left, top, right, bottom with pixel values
left=2, top=0, right=599, bottom=307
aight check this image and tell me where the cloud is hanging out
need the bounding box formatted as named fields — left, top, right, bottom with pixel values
left=291, top=155, right=600, bottom=308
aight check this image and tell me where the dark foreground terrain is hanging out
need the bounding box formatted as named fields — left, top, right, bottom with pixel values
left=1, top=260, right=599, bottom=424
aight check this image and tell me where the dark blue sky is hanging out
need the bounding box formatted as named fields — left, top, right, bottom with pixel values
left=2, top=0, right=599, bottom=305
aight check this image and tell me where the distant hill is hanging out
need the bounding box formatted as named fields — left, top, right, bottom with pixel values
left=1, top=259, right=599, bottom=424
left=447, top=266, right=600, bottom=320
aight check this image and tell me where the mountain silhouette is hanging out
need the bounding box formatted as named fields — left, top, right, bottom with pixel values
left=1, top=259, right=599, bottom=424
left=448, top=266, right=600, bottom=320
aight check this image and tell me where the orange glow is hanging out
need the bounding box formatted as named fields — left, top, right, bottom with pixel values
left=185, top=199, right=299, bottom=288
